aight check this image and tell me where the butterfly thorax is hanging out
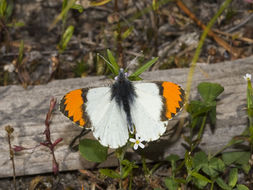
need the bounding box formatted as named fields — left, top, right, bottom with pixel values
left=111, top=69, right=136, bottom=133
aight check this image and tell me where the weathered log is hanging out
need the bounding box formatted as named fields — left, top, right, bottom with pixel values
left=0, top=56, right=252, bottom=178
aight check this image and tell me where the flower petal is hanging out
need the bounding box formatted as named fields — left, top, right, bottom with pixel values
left=244, top=73, right=252, bottom=81
left=129, top=138, right=136, bottom=143
left=139, top=142, right=145, bottom=149
left=133, top=143, right=138, bottom=150
left=135, top=134, right=143, bottom=141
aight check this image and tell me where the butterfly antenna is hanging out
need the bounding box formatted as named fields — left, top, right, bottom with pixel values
left=125, top=51, right=144, bottom=71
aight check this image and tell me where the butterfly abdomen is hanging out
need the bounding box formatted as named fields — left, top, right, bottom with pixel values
left=111, top=72, right=136, bottom=133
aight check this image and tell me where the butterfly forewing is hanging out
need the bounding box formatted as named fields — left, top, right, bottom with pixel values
left=60, top=89, right=87, bottom=127
left=86, top=87, right=129, bottom=148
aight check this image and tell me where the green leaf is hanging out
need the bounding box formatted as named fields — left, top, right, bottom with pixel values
left=185, top=151, right=193, bottom=172
left=192, top=176, right=209, bottom=189
left=122, top=27, right=133, bottom=40
left=247, top=79, right=253, bottom=111
left=150, top=163, right=161, bottom=174
left=202, top=157, right=225, bottom=178
left=18, top=40, right=24, bottom=64
left=79, top=139, right=108, bottom=163
left=191, top=171, right=212, bottom=183
left=166, top=154, right=180, bottom=174
left=241, top=164, right=251, bottom=174
left=74, top=60, right=89, bottom=77
left=99, top=169, right=120, bottom=179
left=5, top=0, right=13, bottom=20
left=121, top=159, right=138, bottom=179
left=209, top=157, right=225, bottom=172
left=128, top=57, right=158, bottom=81
left=71, top=4, right=84, bottom=13
left=187, top=100, right=214, bottom=117
left=90, top=0, right=112, bottom=6
left=236, top=184, right=249, bottom=190
left=209, top=105, right=217, bottom=125
left=59, top=25, right=74, bottom=53
left=106, top=49, right=119, bottom=75
left=197, top=82, right=224, bottom=102
left=164, top=177, right=179, bottom=190
left=166, top=154, right=180, bottom=162
left=222, top=152, right=251, bottom=165
left=121, top=159, right=131, bottom=166
left=62, top=0, right=68, bottom=9
left=49, top=0, right=76, bottom=30
left=0, top=0, right=7, bottom=18
left=7, top=21, right=25, bottom=28
left=228, top=168, right=238, bottom=187
left=193, top=151, right=208, bottom=171
left=216, top=177, right=232, bottom=190
left=121, top=165, right=133, bottom=179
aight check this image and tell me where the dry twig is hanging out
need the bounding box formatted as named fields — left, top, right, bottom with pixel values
left=40, top=97, right=63, bottom=175
left=5, top=125, right=17, bottom=190
left=176, top=0, right=242, bottom=58
left=212, top=29, right=253, bottom=44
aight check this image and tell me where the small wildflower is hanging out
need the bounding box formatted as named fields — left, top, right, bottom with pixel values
left=129, top=135, right=145, bottom=150
left=3, top=64, right=15, bottom=73
left=243, top=73, right=251, bottom=81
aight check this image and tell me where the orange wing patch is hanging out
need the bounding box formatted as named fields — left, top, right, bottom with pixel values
left=60, top=89, right=86, bottom=127
left=162, top=82, right=185, bottom=119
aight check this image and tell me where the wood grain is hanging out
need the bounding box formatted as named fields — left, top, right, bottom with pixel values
left=0, top=56, right=252, bottom=178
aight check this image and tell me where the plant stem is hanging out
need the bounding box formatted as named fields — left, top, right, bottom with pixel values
left=5, top=126, right=16, bottom=190
left=183, top=0, right=233, bottom=106
left=141, top=155, right=150, bottom=183
left=190, top=114, right=207, bottom=152
left=116, top=144, right=127, bottom=189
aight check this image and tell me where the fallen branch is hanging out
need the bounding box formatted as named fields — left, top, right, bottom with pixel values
left=176, top=0, right=242, bottom=58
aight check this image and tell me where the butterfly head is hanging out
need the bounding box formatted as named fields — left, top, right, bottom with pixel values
left=114, top=68, right=129, bottom=81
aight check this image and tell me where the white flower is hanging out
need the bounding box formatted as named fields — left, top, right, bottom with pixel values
left=243, top=73, right=251, bottom=81
left=129, top=135, right=145, bottom=150
left=4, top=64, right=15, bottom=73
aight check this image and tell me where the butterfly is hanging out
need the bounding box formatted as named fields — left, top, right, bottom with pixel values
left=60, top=68, right=185, bottom=149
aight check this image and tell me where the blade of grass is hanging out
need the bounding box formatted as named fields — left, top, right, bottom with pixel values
left=179, top=0, right=232, bottom=132
left=49, top=0, right=76, bottom=30
left=129, top=57, right=158, bottom=79
left=90, top=0, right=112, bottom=6
left=184, top=0, right=232, bottom=105
left=107, top=49, right=120, bottom=74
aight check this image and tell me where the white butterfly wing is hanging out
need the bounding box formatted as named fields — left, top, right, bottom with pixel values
left=86, top=87, right=129, bottom=148
left=131, top=83, right=168, bottom=141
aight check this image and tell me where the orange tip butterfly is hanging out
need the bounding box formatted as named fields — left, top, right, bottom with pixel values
left=60, top=68, right=185, bottom=149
